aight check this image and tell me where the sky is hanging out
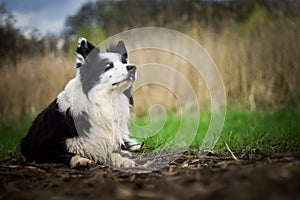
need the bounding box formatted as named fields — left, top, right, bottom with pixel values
left=1, top=0, right=93, bottom=37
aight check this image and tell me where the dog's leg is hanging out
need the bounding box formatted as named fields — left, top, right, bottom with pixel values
left=110, top=153, right=135, bottom=167
left=122, top=137, right=141, bottom=151
left=70, top=155, right=93, bottom=168
left=118, top=95, right=141, bottom=152
left=120, top=120, right=141, bottom=151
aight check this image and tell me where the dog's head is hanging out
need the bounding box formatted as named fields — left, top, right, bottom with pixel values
left=75, top=37, right=136, bottom=101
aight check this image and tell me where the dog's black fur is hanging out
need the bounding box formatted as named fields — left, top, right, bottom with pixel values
left=21, top=99, right=78, bottom=166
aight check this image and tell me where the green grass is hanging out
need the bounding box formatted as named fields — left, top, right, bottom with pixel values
left=130, top=107, right=300, bottom=153
left=0, top=116, right=33, bottom=158
left=214, top=108, right=300, bottom=152
left=0, top=108, right=299, bottom=158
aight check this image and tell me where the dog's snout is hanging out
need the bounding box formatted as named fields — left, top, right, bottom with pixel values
left=126, top=65, right=136, bottom=71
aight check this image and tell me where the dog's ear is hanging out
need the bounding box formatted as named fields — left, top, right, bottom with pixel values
left=75, top=37, right=98, bottom=68
left=107, top=40, right=128, bottom=63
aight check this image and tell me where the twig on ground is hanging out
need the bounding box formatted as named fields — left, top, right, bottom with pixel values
left=0, top=156, right=15, bottom=164
left=0, top=163, right=48, bottom=173
left=134, top=151, right=185, bottom=163
left=224, top=142, right=239, bottom=161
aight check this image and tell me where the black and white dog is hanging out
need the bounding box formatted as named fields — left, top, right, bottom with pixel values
left=21, top=37, right=140, bottom=168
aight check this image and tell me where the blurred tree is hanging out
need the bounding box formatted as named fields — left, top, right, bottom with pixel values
left=64, top=0, right=290, bottom=34
left=63, top=0, right=300, bottom=54
left=0, top=2, right=15, bottom=28
left=65, top=1, right=102, bottom=35
left=0, top=3, right=29, bottom=66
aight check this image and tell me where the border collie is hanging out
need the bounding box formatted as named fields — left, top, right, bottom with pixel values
left=21, top=37, right=140, bottom=168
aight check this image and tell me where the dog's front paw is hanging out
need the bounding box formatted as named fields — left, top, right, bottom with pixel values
left=111, top=153, right=136, bottom=168
left=70, top=155, right=93, bottom=168
left=120, top=157, right=136, bottom=167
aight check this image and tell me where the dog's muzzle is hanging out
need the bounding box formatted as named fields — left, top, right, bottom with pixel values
left=126, top=65, right=136, bottom=72
left=112, top=65, right=137, bottom=86
left=126, top=65, right=136, bottom=81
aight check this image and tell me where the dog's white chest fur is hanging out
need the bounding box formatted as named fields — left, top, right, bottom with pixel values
left=57, top=75, right=131, bottom=163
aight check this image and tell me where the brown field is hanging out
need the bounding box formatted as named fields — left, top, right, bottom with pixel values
left=0, top=18, right=299, bottom=117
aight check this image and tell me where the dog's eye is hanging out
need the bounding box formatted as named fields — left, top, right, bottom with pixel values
left=104, top=62, right=114, bottom=72
left=121, top=56, right=128, bottom=64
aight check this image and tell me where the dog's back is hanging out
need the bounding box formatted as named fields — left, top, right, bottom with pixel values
left=21, top=99, right=78, bottom=166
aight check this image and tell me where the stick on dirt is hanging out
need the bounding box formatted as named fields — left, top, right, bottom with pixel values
left=225, top=142, right=239, bottom=161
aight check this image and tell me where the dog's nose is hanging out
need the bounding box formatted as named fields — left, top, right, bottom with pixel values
left=126, top=65, right=136, bottom=71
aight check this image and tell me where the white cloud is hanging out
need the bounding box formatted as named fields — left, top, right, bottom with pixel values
left=10, top=0, right=91, bottom=37
left=13, top=10, right=64, bottom=37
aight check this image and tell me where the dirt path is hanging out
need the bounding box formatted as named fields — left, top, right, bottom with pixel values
left=1, top=152, right=299, bottom=200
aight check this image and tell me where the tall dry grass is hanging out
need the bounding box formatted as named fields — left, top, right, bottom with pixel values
left=131, top=16, right=300, bottom=114
left=0, top=16, right=299, bottom=117
left=0, top=55, right=75, bottom=117
left=203, top=19, right=300, bottom=110
left=130, top=49, right=210, bottom=116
